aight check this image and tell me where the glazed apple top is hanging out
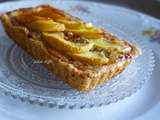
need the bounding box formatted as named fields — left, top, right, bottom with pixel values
left=6, top=5, right=140, bottom=66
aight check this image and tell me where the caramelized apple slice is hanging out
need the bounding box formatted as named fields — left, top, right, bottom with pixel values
left=70, top=51, right=109, bottom=65
left=12, top=11, right=46, bottom=24
left=55, top=19, right=85, bottom=29
left=12, top=11, right=65, bottom=32
left=34, top=5, right=70, bottom=20
left=65, top=28, right=104, bottom=39
left=56, top=20, right=96, bottom=29
left=91, top=38, right=123, bottom=51
left=26, top=20, right=65, bottom=32
left=42, top=32, right=94, bottom=53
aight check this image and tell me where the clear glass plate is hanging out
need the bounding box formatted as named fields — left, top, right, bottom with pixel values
left=0, top=0, right=155, bottom=109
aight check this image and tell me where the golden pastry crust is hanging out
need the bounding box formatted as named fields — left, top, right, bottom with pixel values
left=0, top=5, right=140, bottom=91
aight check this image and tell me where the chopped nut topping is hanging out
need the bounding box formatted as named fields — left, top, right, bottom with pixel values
left=64, top=32, right=89, bottom=44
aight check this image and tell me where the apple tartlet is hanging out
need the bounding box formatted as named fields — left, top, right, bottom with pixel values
left=0, top=5, right=140, bottom=91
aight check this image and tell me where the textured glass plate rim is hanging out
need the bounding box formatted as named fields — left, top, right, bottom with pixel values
left=0, top=0, right=155, bottom=109
left=0, top=34, right=155, bottom=109
left=0, top=27, right=155, bottom=109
